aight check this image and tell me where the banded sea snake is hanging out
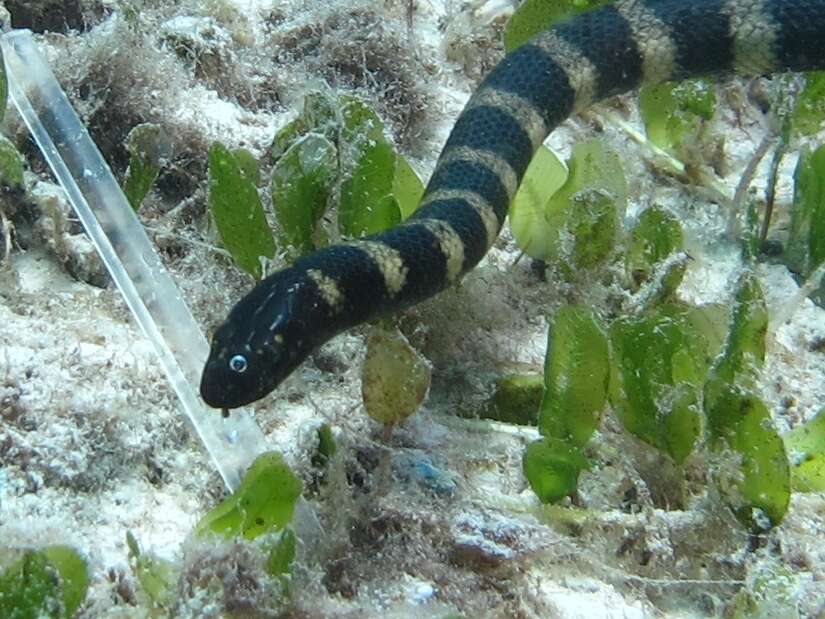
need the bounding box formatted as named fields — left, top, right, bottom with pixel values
left=200, top=0, right=825, bottom=411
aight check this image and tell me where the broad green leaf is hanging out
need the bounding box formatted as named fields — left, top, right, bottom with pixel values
left=783, top=407, right=825, bottom=492
left=702, top=273, right=786, bottom=529
left=511, top=140, right=626, bottom=270
left=685, top=304, right=728, bottom=361
left=135, top=555, right=177, bottom=607
left=362, top=328, right=431, bottom=426
left=196, top=452, right=302, bottom=540
left=549, top=140, right=626, bottom=266
left=0, top=550, right=61, bottom=619
left=703, top=272, right=767, bottom=426
left=41, top=547, right=88, bottom=618
left=480, top=372, right=544, bottom=426
left=231, top=147, right=261, bottom=185
left=123, top=123, right=169, bottom=210
left=125, top=532, right=178, bottom=608
left=208, top=142, right=276, bottom=279
left=272, top=92, right=338, bottom=163
left=786, top=144, right=825, bottom=278
left=639, top=80, right=716, bottom=154
left=337, top=97, right=406, bottom=236
left=0, top=135, right=24, bottom=191
left=790, top=71, right=825, bottom=137
left=523, top=437, right=588, bottom=503
left=266, top=528, right=297, bottom=577
left=538, top=140, right=626, bottom=271
left=625, top=206, right=684, bottom=290
left=0, top=546, right=88, bottom=619
left=504, top=0, right=612, bottom=52
left=304, top=90, right=339, bottom=138
left=539, top=306, right=609, bottom=446
left=125, top=531, right=141, bottom=559
left=271, top=133, right=337, bottom=256
left=317, top=423, right=337, bottom=459
left=340, top=95, right=385, bottom=144
left=742, top=195, right=761, bottom=262
left=567, top=190, right=621, bottom=270
left=272, top=117, right=308, bottom=162
left=706, top=388, right=790, bottom=529
left=633, top=253, right=690, bottom=312
left=393, top=154, right=424, bottom=219
left=509, top=145, right=568, bottom=259
left=339, top=140, right=402, bottom=237
left=609, top=304, right=707, bottom=463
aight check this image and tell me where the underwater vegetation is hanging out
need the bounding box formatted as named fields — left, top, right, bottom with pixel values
left=0, top=546, right=89, bottom=619
left=190, top=0, right=825, bottom=538
left=1, top=0, right=825, bottom=617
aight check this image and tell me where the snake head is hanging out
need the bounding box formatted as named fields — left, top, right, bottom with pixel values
left=200, top=272, right=322, bottom=409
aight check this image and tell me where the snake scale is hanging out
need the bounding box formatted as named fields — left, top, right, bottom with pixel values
left=200, top=0, right=825, bottom=410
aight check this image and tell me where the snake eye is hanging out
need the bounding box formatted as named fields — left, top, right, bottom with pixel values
left=229, top=354, right=248, bottom=373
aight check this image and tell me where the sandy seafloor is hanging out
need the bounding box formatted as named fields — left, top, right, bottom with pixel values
left=1, top=0, right=824, bottom=617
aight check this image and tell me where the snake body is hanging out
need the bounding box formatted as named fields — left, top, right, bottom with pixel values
left=201, top=0, right=825, bottom=409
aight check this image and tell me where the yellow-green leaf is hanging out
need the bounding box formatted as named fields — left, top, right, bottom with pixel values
left=271, top=133, right=337, bottom=256
left=339, top=140, right=402, bottom=237
left=783, top=407, right=825, bottom=492
left=523, top=437, right=588, bottom=503
left=509, top=145, right=568, bottom=260
left=787, top=144, right=825, bottom=279
left=639, top=80, right=717, bottom=154
left=703, top=272, right=767, bottom=427
left=539, top=306, right=609, bottom=446
left=480, top=372, right=544, bottom=426
left=41, top=546, right=88, bottom=618
left=208, top=142, right=276, bottom=279
left=512, top=140, right=626, bottom=270
left=707, top=388, right=790, bottom=530
left=196, top=452, right=302, bottom=540
left=123, top=123, right=169, bottom=211
left=790, top=71, right=825, bottom=138
left=609, top=304, right=708, bottom=463
left=393, top=154, right=424, bottom=220
left=504, top=0, right=612, bottom=52
left=362, top=328, right=431, bottom=426
left=625, top=206, right=684, bottom=290
left=0, top=135, right=24, bottom=191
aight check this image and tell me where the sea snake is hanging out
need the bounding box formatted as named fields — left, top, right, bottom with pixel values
left=200, top=0, right=825, bottom=410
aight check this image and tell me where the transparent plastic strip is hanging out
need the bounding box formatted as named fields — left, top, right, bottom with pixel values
left=1, top=30, right=269, bottom=490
